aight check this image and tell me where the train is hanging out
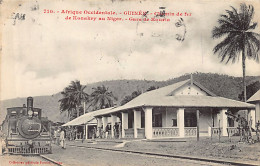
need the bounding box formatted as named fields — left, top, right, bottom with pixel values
left=1, top=97, right=52, bottom=154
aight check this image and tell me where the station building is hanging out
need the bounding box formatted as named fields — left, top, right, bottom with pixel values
left=247, top=89, right=260, bottom=124
left=63, top=78, right=256, bottom=139
left=62, top=107, right=116, bottom=139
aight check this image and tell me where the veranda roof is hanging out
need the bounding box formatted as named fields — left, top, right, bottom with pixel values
left=94, top=79, right=255, bottom=117
left=247, top=90, right=260, bottom=103
left=62, top=107, right=114, bottom=126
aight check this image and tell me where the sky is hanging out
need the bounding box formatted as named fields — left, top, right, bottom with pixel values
left=1, top=0, right=260, bottom=100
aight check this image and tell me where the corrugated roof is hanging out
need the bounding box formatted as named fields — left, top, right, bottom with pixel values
left=94, top=79, right=255, bottom=117
left=62, top=107, right=114, bottom=126
left=247, top=90, right=260, bottom=103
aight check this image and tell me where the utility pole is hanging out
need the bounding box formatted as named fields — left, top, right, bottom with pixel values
left=197, top=110, right=200, bottom=141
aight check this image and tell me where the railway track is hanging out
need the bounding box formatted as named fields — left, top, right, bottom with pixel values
left=2, top=144, right=257, bottom=166
left=39, top=154, right=63, bottom=166
left=66, top=144, right=258, bottom=166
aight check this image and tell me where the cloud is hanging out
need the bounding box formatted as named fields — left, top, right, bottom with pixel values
left=1, top=0, right=260, bottom=100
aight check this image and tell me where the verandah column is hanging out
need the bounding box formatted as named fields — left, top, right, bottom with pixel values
left=248, top=109, right=256, bottom=130
left=102, top=116, right=108, bottom=131
left=86, top=124, right=88, bottom=139
left=144, top=107, right=153, bottom=139
left=121, top=112, right=128, bottom=138
left=177, top=108, right=185, bottom=137
left=96, top=117, right=102, bottom=138
left=97, top=117, right=102, bottom=128
left=220, top=108, right=228, bottom=136
left=134, top=109, right=141, bottom=138
left=111, top=114, right=117, bottom=138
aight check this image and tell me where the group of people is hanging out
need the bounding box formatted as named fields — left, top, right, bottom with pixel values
left=65, top=127, right=80, bottom=141
left=53, top=127, right=66, bottom=149
left=92, top=122, right=121, bottom=139
left=52, top=122, right=122, bottom=149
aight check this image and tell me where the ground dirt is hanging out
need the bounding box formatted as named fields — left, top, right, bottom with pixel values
left=122, top=136, right=260, bottom=163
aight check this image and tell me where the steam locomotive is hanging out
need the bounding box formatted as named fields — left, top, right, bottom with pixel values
left=1, top=97, right=52, bottom=154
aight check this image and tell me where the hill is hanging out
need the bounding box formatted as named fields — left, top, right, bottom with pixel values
left=1, top=73, right=259, bottom=124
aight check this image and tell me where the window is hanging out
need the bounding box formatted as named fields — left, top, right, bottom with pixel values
left=141, top=111, right=145, bottom=128
left=172, top=119, right=177, bottom=127
left=153, top=114, right=162, bottom=127
left=228, top=117, right=234, bottom=127
left=128, top=112, right=133, bottom=128
left=184, top=112, right=197, bottom=127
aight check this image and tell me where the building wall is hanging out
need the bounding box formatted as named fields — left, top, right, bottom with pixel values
left=213, top=113, right=218, bottom=127
left=199, top=109, right=212, bottom=134
left=173, top=84, right=208, bottom=96
left=162, top=109, right=166, bottom=127
left=153, top=107, right=178, bottom=128
left=165, top=108, right=177, bottom=127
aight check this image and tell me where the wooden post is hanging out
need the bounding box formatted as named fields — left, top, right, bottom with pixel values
left=197, top=110, right=199, bottom=141
left=211, top=108, right=213, bottom=141
left=218, top=119, right=221, bottom=142
left=228, top=128, right=231, bottom=142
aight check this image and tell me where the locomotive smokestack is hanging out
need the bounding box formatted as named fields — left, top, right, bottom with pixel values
left=27, top=97, right=33, bottom=112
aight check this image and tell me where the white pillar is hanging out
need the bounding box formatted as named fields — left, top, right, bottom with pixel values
left=97, top=117, right=102, bottom=128
left=102, top=116, right=108, bottom=131
left=121, top=112, right=128, bottom=138
left=134, top=110, right=141, bottom=138
left=208, top=126, right=212, bottom=137
left=111, top=114, right=117, bottom=138
left=177, top=108, right=185, bottom=137
left=220, top=108, right=228, bottom=136
left=96, top=117, right=102, bottom=138
left=85, top=124, right=88, bottom=140
left=144, top=107, right=153, bottom=139
left=248, top=109, right=256, bottom=130
left=85, top=125, right=88, bottom=139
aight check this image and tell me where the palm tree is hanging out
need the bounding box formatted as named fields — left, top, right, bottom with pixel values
left=89, top=85, right=117, bottom=111
left=59, top=92, right=76, bottom=119
left=212, top=3, right=260, bottom=101
left=59, top=80, right=89, bottom=119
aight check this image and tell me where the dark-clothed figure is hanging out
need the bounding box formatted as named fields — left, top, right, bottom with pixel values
left=105, top=125, right=109, bottom=139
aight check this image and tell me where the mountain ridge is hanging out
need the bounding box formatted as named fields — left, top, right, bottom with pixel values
left=1, top=72, right=259, bottom=124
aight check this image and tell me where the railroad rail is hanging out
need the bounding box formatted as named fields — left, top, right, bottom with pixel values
left=66, top=144, right=258, bottom=166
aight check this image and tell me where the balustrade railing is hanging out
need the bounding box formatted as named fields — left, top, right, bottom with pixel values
left=184, top=127, right=197, bottom=136
left=137, top=128, right=145, bottom=138
left=227, top=127, right=239, bottom=136
left=124, top=128, right=134, bottom=138
left=211, top=127, right=222, bottom=136
left=152, top=127, right=179, bottom=138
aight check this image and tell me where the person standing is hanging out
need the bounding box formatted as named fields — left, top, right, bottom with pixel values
left=105, top=125, right=109, bottom=139
left=53, top=128, right=57, bottom=144
left=60, top=128, right=66, bottom=149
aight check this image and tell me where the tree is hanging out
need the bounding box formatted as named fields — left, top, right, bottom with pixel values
left=59, top=80, right=89, bottom=119
left=89, top=85, right=117, bottom=111
left=212, top=3, right=260, bottom=101
left=146, top=86, right=157, bottom=92
left=120, top=90, right=142, bottom=105
left=238, top=81, right=260, bottom=101
left=59, top=93, right=76, bottom=120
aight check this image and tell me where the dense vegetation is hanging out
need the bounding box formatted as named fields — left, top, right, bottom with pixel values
left=0, top=73, right=259, bottom=123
